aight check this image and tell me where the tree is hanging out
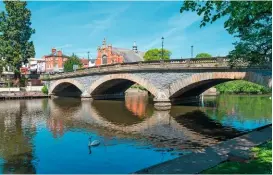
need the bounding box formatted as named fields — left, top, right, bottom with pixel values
left=196, top=53, right=212, bottom=58
left=143, top=48, right=171, bottom=61
left=64, top=54, right=83, bottom=72
left=0, top=1, right=35, bottom=80
left=180, top=1, right=272, bottom=66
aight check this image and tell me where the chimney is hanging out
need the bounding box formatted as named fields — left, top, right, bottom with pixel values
left=57, top=50, right=62, bottom=56
left=52, top=48, right=57, bottom=54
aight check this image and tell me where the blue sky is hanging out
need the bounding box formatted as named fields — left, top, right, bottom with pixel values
left=0, top=1, right=236, bottom=59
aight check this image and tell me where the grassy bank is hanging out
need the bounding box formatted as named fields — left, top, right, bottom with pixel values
left=202, top=141, right=272, bottom=174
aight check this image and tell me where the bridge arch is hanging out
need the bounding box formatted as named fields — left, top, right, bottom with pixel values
left=88, top=73, right=160, bottom=98
left=49, top=79, right=85, bottom=97
left=170, top=72, right=272, bottom=99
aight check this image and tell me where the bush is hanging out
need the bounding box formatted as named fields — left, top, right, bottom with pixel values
left=42, top=85, right=48, bottom=95
left=216, top=80, right=271, bottom=94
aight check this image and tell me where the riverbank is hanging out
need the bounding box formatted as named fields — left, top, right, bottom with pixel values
left=135, top=124, right=272, bottom=174
left=0, top=91, right=48, bottom=100
left=202, top=140, right=272, bottom=174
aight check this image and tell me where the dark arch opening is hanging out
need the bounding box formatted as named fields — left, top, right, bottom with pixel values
left=91, top=79, right=153, bottom=100
left=170, top=78, right=270, bottom=104
left=52, top=82, right=82, bottom=98
left=170, top=79, right=231, bottom=101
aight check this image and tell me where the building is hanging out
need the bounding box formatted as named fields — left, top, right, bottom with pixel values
left=43, top=48, right=70, bottom=73
left=0, top=64, right=14, bottom=87
left=95, top=38, right=144, bottom=66
left=80, top=58, right=96, bottom=68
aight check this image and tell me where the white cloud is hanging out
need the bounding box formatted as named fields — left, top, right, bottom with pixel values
left=142, top=12, right=201, bottom=50
left=83, top=5, right=130, bottom=37
left=55, top=44, right=73, bottom=49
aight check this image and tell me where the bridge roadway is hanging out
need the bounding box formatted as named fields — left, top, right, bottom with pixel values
left=42, top=58, right=272, bottom=110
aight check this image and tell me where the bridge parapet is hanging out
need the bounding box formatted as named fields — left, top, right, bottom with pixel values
left=41, top=57, right=232, bottom=80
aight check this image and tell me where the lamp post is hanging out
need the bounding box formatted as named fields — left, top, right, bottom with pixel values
left=161, top=37, right=164, bottom=60
left=191, top=45, right=194, bottom=58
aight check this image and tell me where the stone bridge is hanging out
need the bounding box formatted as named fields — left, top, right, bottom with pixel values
left=42, top=58, right=272, bottom=110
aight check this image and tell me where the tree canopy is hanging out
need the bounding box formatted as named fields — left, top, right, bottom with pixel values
left=0, top=1, right=35, bottom=79
left=64, top=54, right=83, bottom=72
left=196, top=53, right=212, bottom=58
left=180, top=1, right=272, bottom=66
left=143, top=48, right=171, bottom=61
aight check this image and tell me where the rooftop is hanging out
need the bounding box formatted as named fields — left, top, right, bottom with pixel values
left=112, top=47, right=145, bottom=62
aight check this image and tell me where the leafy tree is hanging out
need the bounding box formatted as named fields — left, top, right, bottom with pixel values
left=64, top=54, right=83, bottom=72
left=180, top=1, right=272, bottom=66
left=143, top=48, right=171, bottom=61
left=196, top=53, right=212, bottom=58
left=0, top=1, right=35, bottom=80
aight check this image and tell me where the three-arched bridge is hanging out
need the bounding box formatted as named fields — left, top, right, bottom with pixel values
left=41, top=57, right=272, bottom=110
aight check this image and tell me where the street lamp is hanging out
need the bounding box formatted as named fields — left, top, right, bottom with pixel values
left=191, top=45, right=194, bottom=58
left=161, top=37, right=164, bottom=60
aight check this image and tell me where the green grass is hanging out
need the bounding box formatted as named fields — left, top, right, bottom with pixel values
left=202, top=141, right=272, bottom=174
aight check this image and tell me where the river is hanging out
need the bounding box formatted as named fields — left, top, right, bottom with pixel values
left=0, top=94, right=271, bottom=173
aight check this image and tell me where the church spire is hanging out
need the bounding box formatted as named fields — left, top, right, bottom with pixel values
left=102, top=38, right=107, bottom=48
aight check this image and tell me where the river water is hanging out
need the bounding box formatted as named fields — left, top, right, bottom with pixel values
left=0, top=94, right=271, bottom=173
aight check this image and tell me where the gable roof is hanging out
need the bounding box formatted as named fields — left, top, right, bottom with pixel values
left=112, top=47, right=145, bottom=62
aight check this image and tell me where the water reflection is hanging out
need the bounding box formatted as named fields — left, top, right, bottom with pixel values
left=0, top=94, right=271, bottom=174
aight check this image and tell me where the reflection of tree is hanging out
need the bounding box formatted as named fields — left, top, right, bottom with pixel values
left=202, top=95, right=272, bottom=129
left=0, top=100, right=36, bottom=173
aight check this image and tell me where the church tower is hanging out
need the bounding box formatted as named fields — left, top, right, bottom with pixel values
left=132, top=41, right=138, bottom=53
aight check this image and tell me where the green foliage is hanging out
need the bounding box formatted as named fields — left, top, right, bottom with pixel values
left=203, top=95, right=272, bottom=122
left=131, top=84, right=147, bottom=91
left=19, top=76, right=27, bottom=87
left=216, top=80, right=271, bottom=94
left=64, top=54, right=83, bottom=72
left=143, top=48, right=171, bottom=61
left=195, top=53, right=212, bottom=58
left=0, top=1, right=35, bottom=78
left=202, top=141, right=272, bottom=174
left=180, top=1, right=272, bottom=66
left=41, top=85, right=48, bottom=95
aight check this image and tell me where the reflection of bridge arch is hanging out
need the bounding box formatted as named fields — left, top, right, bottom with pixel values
left=170, top=72, right=272, bottom=99
left=47, top=99, right=243, bottom=148
left=82, top=102, right=220, bottom=146
left=88, top=74, right=160, bottom=98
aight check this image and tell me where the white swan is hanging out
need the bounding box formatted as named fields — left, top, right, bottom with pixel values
left=88, top=137, right=100, bottom=147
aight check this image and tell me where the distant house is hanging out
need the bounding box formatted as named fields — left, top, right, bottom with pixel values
left=80, top=58, right=96, bottom=68
left=43, top=48, right=70, bottom=73
left=94, top=38, right=144, bottom=66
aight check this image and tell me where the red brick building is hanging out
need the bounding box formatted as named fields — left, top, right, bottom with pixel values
left=95, top=38, right=144, bottom=66
left=43, top=48, right=70, bottom=73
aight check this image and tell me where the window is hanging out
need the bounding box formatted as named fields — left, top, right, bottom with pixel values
left=102, top=55, right=107, bottom=64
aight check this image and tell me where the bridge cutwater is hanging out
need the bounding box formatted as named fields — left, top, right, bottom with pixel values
left=41, top=57, right=272, bottom=110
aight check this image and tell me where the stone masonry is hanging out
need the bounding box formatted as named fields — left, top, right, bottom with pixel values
left=42, top=58, right=272, bottom=110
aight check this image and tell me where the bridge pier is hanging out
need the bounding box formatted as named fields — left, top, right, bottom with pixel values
left=81, top=91, right=93, bottom=101
left=154, top=101, right=172, bottom=111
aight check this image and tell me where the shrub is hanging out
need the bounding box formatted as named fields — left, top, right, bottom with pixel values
left=216, top=80, right=271, bottom=94
left=42, top=85, right=48, bottom=95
